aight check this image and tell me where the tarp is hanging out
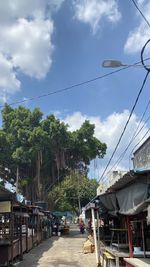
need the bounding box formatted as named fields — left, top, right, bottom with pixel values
left=99, top=192, right=118, bottom=215
left=85, top=193, right=118, bottom=218
left=85, top=179, right=150, bottom=217
left=116, top=182, right=150, bottom=215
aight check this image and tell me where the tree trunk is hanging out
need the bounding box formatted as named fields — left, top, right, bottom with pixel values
left=36, top=151, right=42, bottom=200
left=55, top=151, right=60, bottom=181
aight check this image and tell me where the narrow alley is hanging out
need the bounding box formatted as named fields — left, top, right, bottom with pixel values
left=20, top=224, right=96, bottom=267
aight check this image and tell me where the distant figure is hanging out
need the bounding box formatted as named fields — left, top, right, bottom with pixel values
left=79, top=220, right=85, bottom=234
left=88, top=218, right=92, bottom=234
left=52, top=218, right=60, bottom=236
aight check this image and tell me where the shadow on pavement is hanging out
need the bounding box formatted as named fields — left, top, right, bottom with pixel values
left=62, top=224, right=88, bottom=239
left=40, top=259, right=80, bottom=267
left=20, top=236, right=59, bottom=267
left=20, top=225, right=88, bottom=267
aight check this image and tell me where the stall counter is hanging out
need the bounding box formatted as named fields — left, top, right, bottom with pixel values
left=124, top=258, right=150, bottom=267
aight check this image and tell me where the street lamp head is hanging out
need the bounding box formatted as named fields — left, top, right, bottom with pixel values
left=102, top=60, right=125, bottom=68
left=102, top=59, right=150, bottom=68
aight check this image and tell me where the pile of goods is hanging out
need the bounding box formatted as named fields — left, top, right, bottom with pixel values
left=83, top=234, right=95, bottom=253
left=63, top=225, right=70, bottom=234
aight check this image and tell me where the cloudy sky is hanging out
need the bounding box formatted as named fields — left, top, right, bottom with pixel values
left=0, top=0, right=150, bottom=181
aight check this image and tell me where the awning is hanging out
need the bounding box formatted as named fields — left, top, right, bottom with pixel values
left=85, top=192, right=118, bottom=218
left=85, top=177, right=150, bottom=218
left=116, top=182, right=150, bottom=215
left=98, top=192, right=118, bottom=215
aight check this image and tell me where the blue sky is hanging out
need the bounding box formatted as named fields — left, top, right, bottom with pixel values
left=0, top=0, right=150, bottom=180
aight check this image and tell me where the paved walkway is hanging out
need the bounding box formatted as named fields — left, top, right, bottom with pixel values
left=20, top=224, right=96, bottom=267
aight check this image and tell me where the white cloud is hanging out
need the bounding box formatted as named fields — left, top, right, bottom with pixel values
left=0, top=19, right=54, bottom=79
left=137, top=0, right=147, bottom=6
left=73, top=0, right=121, bottom=33
left=124, top=1, right=150, bottom=54
left=62, top=110, right=149, bottom=176
left=0, top=0, right=64, bottom=22
left=0, top=0, right=64, bottom=102
left=48, top=0, right=65, bottom=12
left=0, top=53, right=20, bottom=102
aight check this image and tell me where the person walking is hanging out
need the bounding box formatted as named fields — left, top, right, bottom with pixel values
left=79, top=220, right=85, bottom=234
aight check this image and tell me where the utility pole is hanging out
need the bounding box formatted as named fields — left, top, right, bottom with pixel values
left=91, top=205, right=101, bottom=266
left=76, top=170, right=81, bottom=215
left=78, top=194, right=81, bottom=215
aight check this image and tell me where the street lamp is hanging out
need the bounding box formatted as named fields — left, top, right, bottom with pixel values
left=102, top=59, right=150, bottom=68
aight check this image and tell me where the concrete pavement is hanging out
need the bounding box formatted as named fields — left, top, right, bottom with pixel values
left=20, top=224, right=96, bottom=267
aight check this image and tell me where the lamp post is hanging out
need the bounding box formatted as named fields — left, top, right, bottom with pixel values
left=102, top=59, right=150, bottom=68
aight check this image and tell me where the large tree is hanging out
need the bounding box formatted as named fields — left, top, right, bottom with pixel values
left=48, top=171, right=99, bottom=215
left=0, top=104, right=107, bottom=202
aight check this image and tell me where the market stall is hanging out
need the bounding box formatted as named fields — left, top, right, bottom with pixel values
left=85, top=172, right=150, bottom=267
left=28, top=205, right=44, bottom=246
left=0, top=186, right=26, bottom=266
left=42, top=211, right=52, bottom=239
left=13, top=203, right=29, bottom=253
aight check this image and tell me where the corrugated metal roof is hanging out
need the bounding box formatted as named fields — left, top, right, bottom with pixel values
left=133, top=135, right=150, bottom=155
left=106, top=171, right=139, bottom=191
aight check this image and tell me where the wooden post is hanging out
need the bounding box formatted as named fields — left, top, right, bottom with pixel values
left=141, top=220, right=146, bottom=258
left=10, top=200, right=14, bottom=265
left=97, top=210, right=100, bottom=263
left=91, top=207, right=101, bottom=267
left=26, top=216, right=28, bottom=252
left=20, top=212, right=23, bottom=260
left=127, top=217, right=133, bottom=257
left=32, top=215, right=34, bottom=247
left=116, top=256, right=119, bottom=267
left=11, top=215, right=14, bottom=264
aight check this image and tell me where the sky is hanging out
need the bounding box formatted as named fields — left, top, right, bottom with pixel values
left=0, top=0, right=150, bottom=182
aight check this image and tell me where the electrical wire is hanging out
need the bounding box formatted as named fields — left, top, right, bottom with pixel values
left=99, top=71, right=149, bottom=183
left=104, top=99, right=150, bottom=175
left=129, top=127, right=150, bottom=170
left=0, top=58, right=150, bottom=109
left=99, top=39, right=150, bottom=183
left=131, top=0, right=150, bottom=28
left=101, top=113, right=150, bottom=184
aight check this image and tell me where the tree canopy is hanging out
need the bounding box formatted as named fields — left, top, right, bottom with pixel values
left=0, top=104, right=107, bottom=203
left=48, top=171, right=99, bottom=215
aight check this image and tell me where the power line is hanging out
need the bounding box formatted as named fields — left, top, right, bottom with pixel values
left=131, top=0, right=150, bottom=28
left=104, top=99, right=150, bottom=175
left=0, top=58, right=150, bottom=109
left=102, top=113, right=150, bottom=183
left=129, top=127, right=150, bottom=170
left=99, top=70, right=149, bottom=183
left=99, top=39, right=150, bottom=183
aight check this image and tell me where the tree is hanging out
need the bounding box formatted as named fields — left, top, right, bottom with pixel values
left=1, top=104, right=44, bottom=200
left=0, top=104, right=107, bottom=202
left=48, top=171, right=99, bottom=215
left=0, top=129, right=12, bottom=181
left=68, top=120, right=106, bottom=171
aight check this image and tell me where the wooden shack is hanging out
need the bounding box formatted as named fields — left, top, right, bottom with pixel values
left=0, top=186, right=27, bottom=266
left=28, top=205, right=44, bottom=246
left=85, top=171, right=150, bottom=267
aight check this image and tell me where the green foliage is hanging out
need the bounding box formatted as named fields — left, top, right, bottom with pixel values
left=0, top=129, right=12, bottom=178
left=70, top=120, right=107, bottom=167
left=48, top=171, right=99, bottom=214
left=0, top=104, right=106, bottom=202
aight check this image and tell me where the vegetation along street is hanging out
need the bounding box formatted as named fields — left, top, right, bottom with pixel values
left=1, top=1, right=150, bottom=267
